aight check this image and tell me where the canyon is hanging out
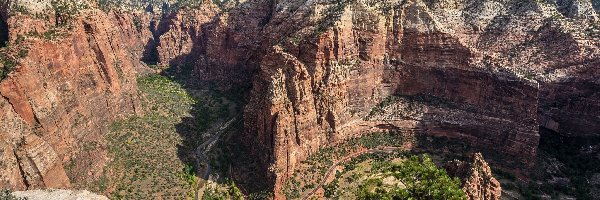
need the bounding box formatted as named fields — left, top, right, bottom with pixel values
left=0, top=0, right=598, bottom=199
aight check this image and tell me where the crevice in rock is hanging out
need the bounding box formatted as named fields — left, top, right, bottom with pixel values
left=555, top=0, right=573, bottom=17
left=14, top=149, right=30, bottom=189
left=141, top=20, right=159, bottom=65
left=0, top=17, right=8, bottom=47
left=84, top=22, right=112, bottom=86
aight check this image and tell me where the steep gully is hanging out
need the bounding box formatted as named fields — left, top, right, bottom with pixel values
left=0, top=0, right=599, bottom=198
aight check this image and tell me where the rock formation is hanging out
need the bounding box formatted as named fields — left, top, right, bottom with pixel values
left=0, top=0, right=153, bottom=189
left=12, top=189, right=109, bottom=200
left=445, top=153, right=502, bottom=200
left=237, top=0, right=599, bottom=197
left=0, top=0, right=598, bottom=199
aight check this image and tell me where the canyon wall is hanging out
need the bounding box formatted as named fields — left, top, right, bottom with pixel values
left=0, top=3, right=153, bottom=189
left=238, top=0, right=600, bottom=197
left=0, top=0, right=597, bottom=198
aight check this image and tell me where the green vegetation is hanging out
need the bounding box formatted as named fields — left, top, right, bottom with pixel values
left=314, top=0, right=356, bottom=35
left=366, top=95, right=402, bottom=118
left=97, top=0, right=112, bottom=12
left=0, top=38, right=29, bottom=81
left=282, top=132, right=508, bottom=199
left=323, top=179, right=339, bottom=198
left=132, top=16, right=143, bottom=32
left=201, top=180, right=244, bottom=200
left=8, top=0, right=89, bottom=42
left=356, top=155, right=466, bottom=200
left=87, top=74, right=197, bottom=199
left=98, top=0, right=221, bottom=13
left=283, top=132, right=414, bottom=199
left=330, top=151, right=409, bottom=199
left=180, top=164, right=199, bottom=198
left=364, top=93, right=502, bottom=121
left=83, top=73, right=230, bottom=199
left=12, top=4, right=30, bottom=14
left=51, top=0, right=88, bottom=28
left=585, top=22, right=600, bottom=38
left=364, top=0, right=398, bottom=15
left=211, top=0, right=240, bottom=11
left=30, top=28, right=67, bottom=41
left=0, top=55, right=17, bottom=81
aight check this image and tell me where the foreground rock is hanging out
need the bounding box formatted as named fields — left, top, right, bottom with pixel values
left=12, top=189, right=108, bottom=200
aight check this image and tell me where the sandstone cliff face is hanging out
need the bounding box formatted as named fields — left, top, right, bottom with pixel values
left=236, top=0, right=600, bottom=197
left=150, top=4, right=219, bottom=67
left=145, top=0, right=272, bottom=88
left=0, top=2, right=153, bottom=189
left=0, top=0, right=597, bottom=198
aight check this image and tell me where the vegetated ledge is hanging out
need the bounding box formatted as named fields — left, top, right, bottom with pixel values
left=281, top=131, right=502, bottom=200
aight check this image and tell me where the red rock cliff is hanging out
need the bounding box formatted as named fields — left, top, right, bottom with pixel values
left=0, top=4, right=153, bottom=189
left=237, top=0, right=599, bottom=197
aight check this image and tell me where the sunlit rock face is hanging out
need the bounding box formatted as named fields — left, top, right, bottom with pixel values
left=236, top=0, right=599, bottom=197
left=0, top=0, right=598, bottom=198
left=0, top=1, right=153, bottom=189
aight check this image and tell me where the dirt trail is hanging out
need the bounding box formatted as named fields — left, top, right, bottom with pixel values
left=195, top=117, right=238, bottom=199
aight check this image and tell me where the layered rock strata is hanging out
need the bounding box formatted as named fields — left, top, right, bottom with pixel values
left=0, top=0, right=597, bottom=199
left=0, top=3, right=153, bottom=189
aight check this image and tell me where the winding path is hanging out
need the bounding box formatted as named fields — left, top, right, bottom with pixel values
left=194, top=117, right=237, bottom=199
left=302, top=146, right=403, bottom=200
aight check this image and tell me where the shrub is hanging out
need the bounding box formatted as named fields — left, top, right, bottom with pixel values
left=228, top=181, right=244, bottom=200
left=323, top=179, right=339, bottom=198
left=356, top=154, right=467, bottom=200
left=0, top=52, right=17, bottom=81
left=132, top=16, right=143, bottom=32
left=51, top=0, right=88, bottom=27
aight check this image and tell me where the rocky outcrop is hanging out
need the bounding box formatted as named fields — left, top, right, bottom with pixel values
left=0, top=2, right=153, bottom=189
left=191, top=0, right=274, bottom=87
left=445, top=153, right=502, bottom=200
left=12, top=189, right=109, bottom=200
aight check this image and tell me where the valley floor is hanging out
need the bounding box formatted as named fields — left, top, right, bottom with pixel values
left=73, top=69, right=236, bottom=199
